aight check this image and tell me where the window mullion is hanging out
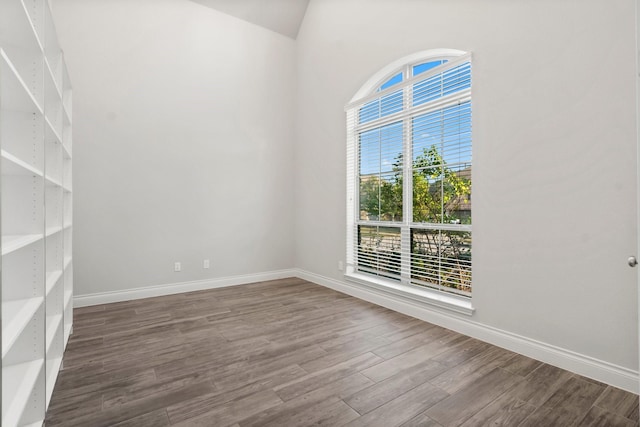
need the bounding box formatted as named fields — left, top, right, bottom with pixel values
left=438, top=108, right=445, bottom=289
left=401, top=68, right=412, bottom=284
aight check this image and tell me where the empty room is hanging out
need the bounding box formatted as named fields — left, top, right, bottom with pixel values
left=1, top=0, right=639, bottom=425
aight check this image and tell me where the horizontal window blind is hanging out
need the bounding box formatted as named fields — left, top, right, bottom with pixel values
left=357, top=225, right=402, bottom=280
left=346, top=53, right=472, bottom=298
left=413, top=62, right=471, bottom=106
left=359, top=90, right=403, bottom=124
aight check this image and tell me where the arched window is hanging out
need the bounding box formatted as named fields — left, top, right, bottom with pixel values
left=345, top=49, right=473, bottom=310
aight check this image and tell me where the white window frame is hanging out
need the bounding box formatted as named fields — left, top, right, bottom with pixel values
left=345, top=49, right=474, bottom=315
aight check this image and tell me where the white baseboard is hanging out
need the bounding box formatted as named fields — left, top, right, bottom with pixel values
left=73, top=269, right=297, bottom=307
left=73, top=266, right=638, bottom=393
left=293, top=268, right=639, bottom=394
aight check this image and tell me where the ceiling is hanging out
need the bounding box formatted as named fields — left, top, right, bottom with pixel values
left=189, top=0, right=310, bottom=39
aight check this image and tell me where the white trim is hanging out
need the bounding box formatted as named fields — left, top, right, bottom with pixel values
left=345, top=272, right=474, bottom=316
left=352, top=89, right=471, bottom=134
left=636, top=0, right=640, bottom=400
left=349, top=48, right=468, bottom=103
left=73, top=269, right=297, bottom=307
left=71, top=267, right=639, bottom=393
left=294, top=268, right=639, bottom=394
left=347, top=54, right=471, bottom=112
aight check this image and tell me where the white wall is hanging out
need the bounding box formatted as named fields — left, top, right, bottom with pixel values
left=52, top=0, right=296, bottom=296
left=295, top=0, right=638, bottom=378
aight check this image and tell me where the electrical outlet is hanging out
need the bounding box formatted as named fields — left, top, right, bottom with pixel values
left=174, top=262, right=181, bottom=272
left=203, top=259, right=210, bottom=269
left=338, top=261, right=344, bottom=271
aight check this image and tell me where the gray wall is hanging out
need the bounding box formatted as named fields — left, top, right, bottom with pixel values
left=52, top=0, right=296, bottom=295
left=294, top=0, right=638, bottom=372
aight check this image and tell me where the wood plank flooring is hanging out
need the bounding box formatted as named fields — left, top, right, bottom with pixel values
left=45, top=278, right=639, bottom=426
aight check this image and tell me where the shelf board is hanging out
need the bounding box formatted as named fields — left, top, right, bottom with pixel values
left=64, top=256, right=72, bottom=270
left=21, top=421, right=44, bottom=427
left=45, top=116, right=62, bottom=144
left=63, top=222, right=72, bottom=230
left=44, top=174, right=62, bottom=187
left=45, top=270, right=63, bottom=296
left=62, top=141, right=72, bottom=159
left=45, top=314, right=63, bottom=353
left=2, top=297, right=44, bottom=358
left=63, top=105, right=72, bottom=126
left=45, top=226, right=62, bottom=237
left=44, top=58, right=63, bottom=100
left=2, top=234, right=43, bottom=256
left=0, top=49, right=43, bottom=114
left=2, top=359, right=44, bottom=427
left=0, top=0, right=43, bottom=51
left=1, top=150, right=43, bottom=177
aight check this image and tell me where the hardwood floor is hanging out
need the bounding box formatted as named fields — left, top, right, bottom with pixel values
left=45, top=278, right=638, bottom=426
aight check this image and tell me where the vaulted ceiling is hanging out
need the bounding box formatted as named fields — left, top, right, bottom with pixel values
left=189, top=0, right=310, bottom=39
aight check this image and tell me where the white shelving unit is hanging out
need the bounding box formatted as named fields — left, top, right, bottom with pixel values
left=1, top=0, right=72, bottom=425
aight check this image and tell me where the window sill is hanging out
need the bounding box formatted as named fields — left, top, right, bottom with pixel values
left=344, top=272, right=475, bottom=316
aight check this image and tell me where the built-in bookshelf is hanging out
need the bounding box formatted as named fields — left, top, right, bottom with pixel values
left=0, top=0, right=72, bottom=425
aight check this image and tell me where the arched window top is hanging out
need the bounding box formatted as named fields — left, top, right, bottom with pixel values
left=378, top=72, right=403, bottom=91
left=412, top=59, right=448, bottom=76
left=349, top=48, right=469, bottom=103
left=350, top=49, right=471, bottom=125
left=375, top=60, right=449, bottom=92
